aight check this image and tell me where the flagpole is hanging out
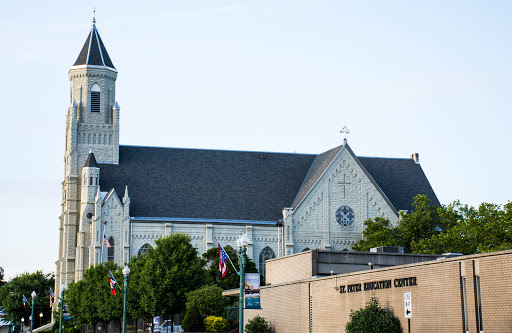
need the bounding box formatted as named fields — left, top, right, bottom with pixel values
left=228, top=255, right=238, bottom=274
left=100, top=224, right=105, bottom=263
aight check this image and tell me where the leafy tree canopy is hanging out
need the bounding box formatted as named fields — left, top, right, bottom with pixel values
left=137, top=233, right=208, bottom=320
left=352, top=195, right=512, bottom=255
left=185, top=284, right=230, bottom=318
left=203, top=245, right=258, bottom=290
left=65, top=262, right=123, bottom=326
left=0, top=271, right=54, bottom=327
left=0, top=267, right=6, bottom=287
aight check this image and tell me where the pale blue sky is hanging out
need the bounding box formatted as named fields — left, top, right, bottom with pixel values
left=1, top=1, right=512, bottom=280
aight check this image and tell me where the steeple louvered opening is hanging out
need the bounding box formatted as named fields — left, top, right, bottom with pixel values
left=91, top=84, right=100, bottom=112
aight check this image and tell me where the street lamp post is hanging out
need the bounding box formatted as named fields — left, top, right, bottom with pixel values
left=122, top=266, right=130, bottom=333
left=59, top=285, right=66, bottom=333
left=21, top=317, right=24, bottom=333
left=39, top=313, right=43, bottom=327
left=236, top=234, right=249, bottom=333
left=30, top=291, right=36, bottom=333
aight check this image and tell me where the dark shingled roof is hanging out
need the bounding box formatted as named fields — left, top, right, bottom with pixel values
left=84, top=152, right=98, bottom=168
left=74, top=25, right=115, bottom=69
left=98, top=145, right=439, bottom=221
left=99, top=146, right=316, bottom=221
left=358, top=157, right=440, bottom=211
left=292, top=145, right=343, bottom=209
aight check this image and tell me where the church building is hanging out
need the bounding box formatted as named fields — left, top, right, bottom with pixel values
left=55, top=18, right=439, bottom=296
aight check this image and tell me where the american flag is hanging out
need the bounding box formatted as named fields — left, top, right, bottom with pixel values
left=49, top=288, right=55, bottom=308
left=218, top=242, right=230, bottom=278
left=103, top=232, right=111, bottom=247
left=109, top=271, right=117, bottom=295
left=22, top=294, right=29, bottom=309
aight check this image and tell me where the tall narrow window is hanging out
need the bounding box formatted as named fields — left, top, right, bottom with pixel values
left=90, top=84, right=100, bottom=112
left=107, top=237, right=115, bottom=262
left=461, top=277, right=469, bottom=333
left=259, top=247, right=276, bottom=277
left=475, top=275, right=483, bottom=333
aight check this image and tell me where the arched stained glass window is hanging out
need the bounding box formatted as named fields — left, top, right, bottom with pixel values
left=258, top=247, right=276, bottom=277
left=138, top=243, right=153, bottom=257
left=107, top=237, right=115, bottom=262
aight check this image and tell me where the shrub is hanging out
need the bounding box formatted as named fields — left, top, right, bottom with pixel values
left=204, top=316, right=229, bottom=332
left=182, top=307, right=205, bottom=332
left=345, top=297, right=401, bottom=333
left=244, top=315, right=271, bottom=333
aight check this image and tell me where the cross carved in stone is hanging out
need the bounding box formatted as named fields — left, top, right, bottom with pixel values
left=337, top=174, right=351, bottom=198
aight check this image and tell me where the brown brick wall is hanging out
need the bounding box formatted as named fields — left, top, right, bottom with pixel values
left=266, top=251, right=313, bottom=285
left=246, top=250, right=512, bottom=333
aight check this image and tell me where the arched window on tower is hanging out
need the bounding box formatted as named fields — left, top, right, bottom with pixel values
left=83, top=175, right=87, bottom=185
left=90, top=84, right=101, bottom=112
left=89, top=173, right=93, bottom=186
left=259, top=247, right=276, bottom=277
left=107, top=237, right=115, bottom=262
left=138, top=244, right=153, bottom=257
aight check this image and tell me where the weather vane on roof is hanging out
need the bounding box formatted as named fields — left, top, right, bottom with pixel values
left=92, top=9, right=96, bottom=26
left=340, top=126, right=350, bottom=144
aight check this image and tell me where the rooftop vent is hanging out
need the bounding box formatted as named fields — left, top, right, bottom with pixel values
left=410, top=153, right=420, bottom=164
left=370, top=246, right=405, bottom=254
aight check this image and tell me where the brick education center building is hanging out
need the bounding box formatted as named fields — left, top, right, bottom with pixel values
left=241, top=249, right=512, bottom=333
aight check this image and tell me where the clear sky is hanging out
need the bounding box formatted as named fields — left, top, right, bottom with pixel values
left=1, top=0, right=512, bottom=281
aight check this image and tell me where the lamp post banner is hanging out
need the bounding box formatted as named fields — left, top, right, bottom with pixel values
left=244, top=273, right=261, bottom=309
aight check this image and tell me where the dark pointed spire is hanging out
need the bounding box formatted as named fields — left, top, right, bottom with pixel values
left=73, top=14, right=115, bottom=69
left=84, top=149, right=99, bottom=168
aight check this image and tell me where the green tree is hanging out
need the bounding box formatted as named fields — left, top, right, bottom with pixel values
left=181, top=307, right=205, bottom=332
left=353, top=195, right=444, bottom=253
left=0, top=267, right=6, bottom=287
left=345, top=297, right=401, bottom=333
left=65, top=262, right=123, bottom=326
left=138, top=233, right=208, bottom=330
left=414, top=202, right=512, bottom=254
left=0, top=271, right=54, bottom=327
left=203, top=245, right=258, bottom=290
left=244, top=315, right=271, bottom=333
left=352, top=217, right=403, bottom=252
left=400, top=195, right=442, bottom=252
left=125, top=254, right=152, bottom=320
left=185, top=284, right=230, bottom=318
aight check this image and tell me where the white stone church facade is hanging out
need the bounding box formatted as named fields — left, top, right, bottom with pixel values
left=55, top=19, right=439, bottom=296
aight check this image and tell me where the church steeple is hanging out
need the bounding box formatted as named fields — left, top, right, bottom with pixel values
left=66, top=15, right=120, bottom=168
left=73, top=14, right=115, bottom=69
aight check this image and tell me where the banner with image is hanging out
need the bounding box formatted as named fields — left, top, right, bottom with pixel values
left=244, top=273, right=261, bottom=309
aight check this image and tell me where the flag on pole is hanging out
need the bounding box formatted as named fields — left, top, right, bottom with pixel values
left=49, top=288, right=55, bottom=308
left=22, top=294, right=29, bottom=309
left=103, top=232, right=111, bottom=248
left=218, top=242, right=230, bottom=278
left=109, top=271, right=118, bottom=295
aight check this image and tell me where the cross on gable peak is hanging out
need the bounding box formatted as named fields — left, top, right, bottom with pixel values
left=340, top=126, right=350, bottom=144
